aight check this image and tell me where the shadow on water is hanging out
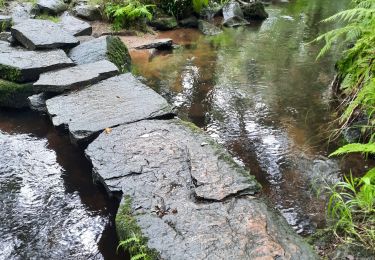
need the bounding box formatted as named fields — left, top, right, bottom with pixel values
left=0, top=109, right=127, bottom=259
left=129, top=0, right=374, bottom=235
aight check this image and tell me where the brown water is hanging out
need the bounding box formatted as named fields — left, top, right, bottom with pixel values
left=130, top=0, right=369, bottom=234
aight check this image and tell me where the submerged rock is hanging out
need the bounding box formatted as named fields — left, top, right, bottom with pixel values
left=0, top=79, right=34, bottom=108
left=198, top=20, right=222, bottom=36
left=148, top=17, right=178, bottom=31
left=11, top=19, right=79, bottom=50
left=85, top=119, right=318, bottom=259
left=37, top=0, right=68, bottom=15
left=134, top=38, right=173, bottom=50
left=72, top=4, right=101, bottom=21
left=0, top=48, right=74, bottom=82
left=242, top=1, right=269, bottom=20
left=34, top=60, right=119, bottom=93
left=222, top=1, right=249, bottom=27
left=69, top=36, right=131, bottom=72
left=46, top=73, right=174, bottom=144
left=58, top=12, right=92, bottom=36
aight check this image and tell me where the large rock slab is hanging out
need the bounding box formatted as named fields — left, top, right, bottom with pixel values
left=58, top=12, right=92, bottom=36
left=0, top=49, right=74, bottom=82
left=46, top=73, right=174, bottom=143
left=222, top=1, right=249, bottom=27
left=37, top=0, right=68, bottom=15
left=85, top=120, right=318, bottom=259
left=34, top=60, right=119, bottom=93
left=11, top=19, right=79, bottom=50
left=69, top=36, right=131, bottom=72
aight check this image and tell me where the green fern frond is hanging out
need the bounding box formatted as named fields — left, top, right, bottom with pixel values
left=329, top=142, right=375, bottom=156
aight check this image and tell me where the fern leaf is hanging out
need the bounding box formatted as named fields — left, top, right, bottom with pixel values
left=329, top=143, right=375, bottom=157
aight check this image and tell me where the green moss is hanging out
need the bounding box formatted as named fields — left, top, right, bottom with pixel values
left=116, top=195, right=159, bottom=260
left=106, top=36, right=132, bottom=73
left=36, top=13, right=60, bottom=23
left=0, top=79, right=34, bottom=108
left=0, top=65, right=22, bottom=82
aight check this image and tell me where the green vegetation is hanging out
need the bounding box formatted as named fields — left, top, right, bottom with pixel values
left=0, top=79, right=33, bottom=108
left=35, top=13, right=61, bottom=23
left=116, top=196, right=159, bottom=260
left=0, top=65, right=22, bottom=82
left=315, top=0, right=375, bottom=253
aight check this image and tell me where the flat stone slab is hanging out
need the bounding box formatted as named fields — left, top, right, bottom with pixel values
left=58, top=12, right=92, bottom=36
left=34, top=60, right=119, bottom=93
left=134, top=38, right=173, bottom=50
left=11, top=19, right=79, bottom=50
left=37, top=0, right=68, bottom=15
left=0, top=49, right=74, bottom=82
left=46, top=73, right=174, bottom=143
left=85, top=119, right=317, bottom=259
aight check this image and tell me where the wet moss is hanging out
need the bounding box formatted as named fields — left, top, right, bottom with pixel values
left=106, top=36, right=132, bottom=73
left=0, top=65, right=22, bottom=82
left=116, top=195, right=159, bottom=260
left=0, top=79, right=34, bottom=108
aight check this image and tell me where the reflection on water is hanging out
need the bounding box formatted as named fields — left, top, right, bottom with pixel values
left=0, top=111, right=125, bottom=259
left=130, top=0, right=362, bottom=234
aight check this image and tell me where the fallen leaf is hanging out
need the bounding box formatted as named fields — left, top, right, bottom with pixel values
left=105, top=128, right=112, bottom=134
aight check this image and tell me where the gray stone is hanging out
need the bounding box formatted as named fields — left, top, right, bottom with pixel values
left=0, top=49, right=74, bottom=82
left=11, top=19, right=79, bottom=50
left=58, top=12, right=92, bottom=36
left=148, top=17, right=178, bottom=31
left=76, top=35, right=95, bottom=43
left=135, top=38, right=173, bottom=50
left=72, top=4, right=101, bottom=21
left=85, top=119, right=318, bottom=259
left=34, top=60, right=119, bottom=93
left=69, top=36, right=131, bottom=72
left=0, top=32, right=11, bottom=42
left=222, top=1, right=249, bottom=27
left=9, top=2, right=37, bottom=24
left=37, top=0, right=68, bottom=15
left=198, top=20, right=222, bottom=36
left=46, top=73, right=174, bottom=143
left=0, top=15, right=12, bottom=31
left=28, top=92, right=50, bottom=112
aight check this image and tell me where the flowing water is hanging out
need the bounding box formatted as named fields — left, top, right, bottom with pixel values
left=130, top=0, right=370, bottom=235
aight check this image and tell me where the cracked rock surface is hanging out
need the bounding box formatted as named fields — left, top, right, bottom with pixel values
left=85, top=119, right=317, bottom=259
left=46, top=73, right=173, bottom=143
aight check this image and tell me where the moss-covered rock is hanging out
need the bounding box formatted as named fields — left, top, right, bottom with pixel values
left=148, top=17, right=178, bottom=31
left=242, top=2, right=269, bottom=20
left=106, top=36, right=132, bottom=73
left=0, top=79, right=34, bottom=108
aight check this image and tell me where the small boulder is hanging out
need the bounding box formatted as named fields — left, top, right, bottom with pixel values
left=0, top=15, right=12, bottom=31
left=0, top=79, right=34, bottom=109
left=34, top=60, right=119, bottom=93
left=0, top=48, right=74, bottom=82
left=37, top=0, right=68, bottom=15
left=28, top=92, right=51, bottom=112
left=222, top=1, right=249, bottom=27
left=198, top=20, right=222, bottom=36
left=9, top=2, right=38, bottom=24
left=11, top=19, right=79, bottom=50
left=178, top=16, right=199, bottom=28
left=135, top=38, right=173, bottom=50
left=72, top=4, right=101, bottom=21
left=242, top=1, right=268, bottom=20
left=148, top=17, right=178, bottom=31
left=69, top=36, right=131, bottom=72
left=58, top=12, right=92, bottom=36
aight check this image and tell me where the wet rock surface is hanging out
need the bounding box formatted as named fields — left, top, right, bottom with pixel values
left=58, top=12, right=92, bottom=36
left=134, top=38, right=173, bottom=50
left=11, top=19, right=79, bottom=50
left=86, top=119, right=318, bottom=259
left=34, top=60, right=119, bottom=93
left=222, top=1, right=249, bottom=27
left=37, top=0, right=68, bottom=15
left=69, top=36, right=131, bottom=72
left=0, top=49, right=74, bottom=82
left=46, top=73, right=173, bottom=143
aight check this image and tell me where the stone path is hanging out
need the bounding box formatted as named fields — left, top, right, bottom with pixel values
left=0, top=10, right=317, bottom=259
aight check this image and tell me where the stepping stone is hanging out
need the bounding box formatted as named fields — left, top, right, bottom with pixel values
left=72, top=4, right=101, bottom=21
left=0, top=49, right=74, bottom=82
left=134, top=38, right=173, bottom=50
left=0, top=15, right=12, bottom=31
left=85, top=119, right=318, bottom=259
left=34, top=60, right=119, bottom=93
left=46, top=73, right=174, bottom=144
left=69, top=36, right=131, bottom=72
left=37, top=0, right=68, bottom=15
left=58, top=12, right=92, bottom=36
left=11, top=19, right=79, bottom=50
